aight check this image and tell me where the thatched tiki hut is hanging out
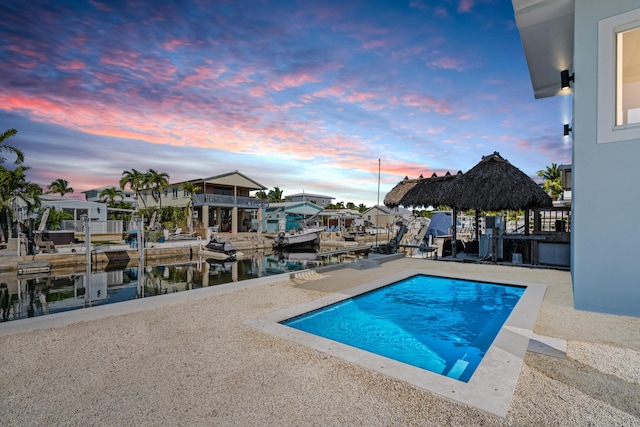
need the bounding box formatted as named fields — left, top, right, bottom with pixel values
left=446, top=152, right=552, bottom=211
left=446, top=152, right=552, bottom=258
left=385, top=152, right=552, bottom=259
left=399, top=172, right=461, bottom=209
left=383, top=176, right=421, bottom=208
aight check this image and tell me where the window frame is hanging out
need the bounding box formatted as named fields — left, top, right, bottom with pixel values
left=598, top=8, right=640, bottom=143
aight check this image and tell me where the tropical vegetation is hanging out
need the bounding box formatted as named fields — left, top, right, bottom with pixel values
left=0, top=128, right=24, bottom=165
left=46, top=179, right=74, bottom=196
left=537, top=163, right=563, bottom=199
left=0, top=164, right=42, bottom=242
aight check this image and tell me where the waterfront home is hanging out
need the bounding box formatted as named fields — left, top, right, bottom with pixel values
left=362, top=205, right=412, bottom=230
left=141, top=171, right=268, bottom=234
left=283, top=192, right=334, bottom=208
left=512, top=0, right=640, bottom=316
left=262, top=201, right=323, bottom=233
left=82, top=186, right=137, bottom=207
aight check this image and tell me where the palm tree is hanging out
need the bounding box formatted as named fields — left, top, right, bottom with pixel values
left=255, top=190, right=268, bottom=199
left=120, top=169, right=147, bottom=209
left=267, top=187, right=284, bottom=202
left=46, top=179, right=74, bottom=196
left=346, top=202, right=356, bottom=210
left=99, top=187, right=124, bottom=207
left=182, top=182, right=202, bottom=233
left=145, top=169, right=170, bottom=208
left=41, top=207, right=73, bottom=231
left=0, top=128, right=24, bottom=164
left=358, top=203, right=368, bottom=213
left=0, top=165, right=42, bottom=241
left=537, top=163, right=563, bottom=199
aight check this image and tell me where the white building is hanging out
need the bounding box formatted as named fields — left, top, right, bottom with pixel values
left=284, top=192, right=334, bottom=208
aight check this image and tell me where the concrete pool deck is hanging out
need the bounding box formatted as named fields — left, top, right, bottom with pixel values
left=1, top=258, right=639, bottom=425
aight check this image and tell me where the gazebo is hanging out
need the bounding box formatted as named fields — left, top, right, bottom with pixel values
left=387, top=152, right=554, bottom=260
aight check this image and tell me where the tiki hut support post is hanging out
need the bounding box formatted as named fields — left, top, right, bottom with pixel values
left=451, top=207, right=457, bottom=258
left=474, top=210, right=480, bottom=241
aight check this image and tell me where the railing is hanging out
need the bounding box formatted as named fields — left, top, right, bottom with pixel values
left=194, top=194, right=269, bottom=208
left=60, top=220, right=123, bottom=234
left=531, top=207, right=571, bottom=233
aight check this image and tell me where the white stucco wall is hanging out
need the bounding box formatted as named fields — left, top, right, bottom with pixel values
left=573, top=0, right=640, bottom=316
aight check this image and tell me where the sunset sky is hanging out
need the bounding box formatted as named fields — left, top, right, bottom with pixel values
left=1, top=0, right=571, bottom=206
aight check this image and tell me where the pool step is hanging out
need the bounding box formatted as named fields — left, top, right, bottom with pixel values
left=447, top=359, right=469, bottom=380
left=291, top=270, right=328, bottom=283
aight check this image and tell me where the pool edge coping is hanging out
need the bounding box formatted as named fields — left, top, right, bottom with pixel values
left=244, top=269, right=547, bottom=419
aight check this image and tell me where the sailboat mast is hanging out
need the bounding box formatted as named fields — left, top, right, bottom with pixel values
left=376, top=159, right=380, bottom=249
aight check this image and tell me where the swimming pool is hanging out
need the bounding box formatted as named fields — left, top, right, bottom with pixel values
left=247, top=269, right=547, bottom=417
left=282, top=275, right=525, bottom=382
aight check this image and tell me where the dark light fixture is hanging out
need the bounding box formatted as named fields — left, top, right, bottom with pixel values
left=564, top=124, right=572, bottom=136
left=561, top=70, right=574, bottom=90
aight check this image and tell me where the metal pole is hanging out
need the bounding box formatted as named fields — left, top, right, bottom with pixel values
left=136, top=215, right=144, bottom=265
left=83, top=215, right=91, bottom=268
left=82, top=215, right=92, bottom=306
left=376, top=159, right=380, bottom=250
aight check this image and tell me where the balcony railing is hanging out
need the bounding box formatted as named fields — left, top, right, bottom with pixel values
left=194, top=194, right=269, bottom=209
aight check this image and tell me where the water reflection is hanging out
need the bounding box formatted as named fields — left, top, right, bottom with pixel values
left=0, top=249, right=367, bottom=322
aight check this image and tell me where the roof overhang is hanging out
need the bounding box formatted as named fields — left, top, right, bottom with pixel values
left=512, top=0, right=575, bottom=99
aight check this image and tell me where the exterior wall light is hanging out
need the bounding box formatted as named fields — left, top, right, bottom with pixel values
left=564, top=124, right=572, bottom=136
left=561, top=70, right=574, bottom=90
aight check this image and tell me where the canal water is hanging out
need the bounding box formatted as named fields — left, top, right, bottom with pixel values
left=0, top=249, right=368, bottom=323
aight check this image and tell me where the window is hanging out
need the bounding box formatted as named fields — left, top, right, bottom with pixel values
left=598, top=8, right=640, bottom=143
left=172, top=188, right=178, bottom=198
left=617, top=27, right=640, bottom=125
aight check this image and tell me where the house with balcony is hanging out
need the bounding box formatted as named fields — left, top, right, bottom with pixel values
left=512, top=0, right=640, bottom=316
left=284, top=192, right=334, bottom=208
left=141, top=171, right=268, bottom=234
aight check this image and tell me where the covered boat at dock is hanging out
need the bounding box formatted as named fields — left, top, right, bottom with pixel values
left=272, top=228, right=322, bottom=250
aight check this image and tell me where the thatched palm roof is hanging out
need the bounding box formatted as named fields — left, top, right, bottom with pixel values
left=399, top=172, right=460, bottom=209
left=384, top=152, right=552, bottom=211
left=447, top=152, right=552, bottom=211
left=383, top=176, right=420, bottom=208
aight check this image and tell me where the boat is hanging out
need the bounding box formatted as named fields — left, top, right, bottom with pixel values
left=272, top=228, right=322, bottom=250
left=199, top=236, right=238, bottom=261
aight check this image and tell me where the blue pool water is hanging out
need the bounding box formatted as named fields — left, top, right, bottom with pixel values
left=282, top=275, right=525, bottom=382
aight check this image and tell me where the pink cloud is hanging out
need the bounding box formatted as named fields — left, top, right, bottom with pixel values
left=401, top=93, right=452, bottom=114
left=57, top=60, right=86, bottom=71
left=248, top=86, right=266, bottom=97
left=89, top=1, right=113, bottom=12
left=270, top=72, right=321, bottom=91
left=427, top=56, right=466, bottom=71
left=458, top=0, right=474, bottom=13
left=345, top=91, right=376, bottom=103
left=363, top=40, right=386, bottom=50
left=162, top=39, right=188, bottom=51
